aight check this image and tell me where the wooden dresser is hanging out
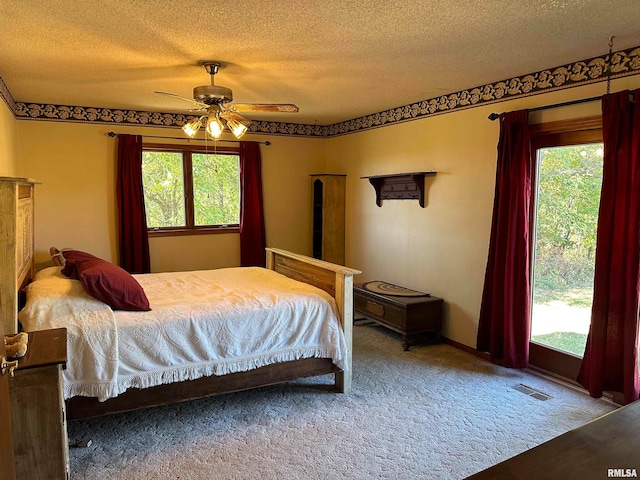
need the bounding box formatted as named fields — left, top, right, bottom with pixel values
left=467, top=401, right=639, bottom=479
left=0, top=177, right=38, bottom=334
left=10, top=328, right=69, bottom=480
left=354, top=283, right=443, bottom=350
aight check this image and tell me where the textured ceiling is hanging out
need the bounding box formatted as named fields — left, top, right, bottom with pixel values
left=1, top=1, right=640, bottom=125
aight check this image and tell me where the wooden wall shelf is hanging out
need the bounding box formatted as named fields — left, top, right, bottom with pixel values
left=361, top=172, right=436, bottom=207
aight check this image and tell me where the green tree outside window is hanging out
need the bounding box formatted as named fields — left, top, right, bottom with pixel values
left=141, top=149, right=240, bottom=230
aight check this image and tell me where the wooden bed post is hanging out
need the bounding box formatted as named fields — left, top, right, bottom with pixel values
left=334, top=271, right=354, bottom=393
left=265, top=248, right=360, bottom=393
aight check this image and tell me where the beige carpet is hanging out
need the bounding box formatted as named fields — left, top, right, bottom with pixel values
left=68, top=323, right=615, bottom=480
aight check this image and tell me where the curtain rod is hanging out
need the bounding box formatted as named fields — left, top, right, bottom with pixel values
left=487, top=95, right=602, bottom=121
left=106, top=131, right=271, bottom=145
left=488, top=92, right=636, bottom=121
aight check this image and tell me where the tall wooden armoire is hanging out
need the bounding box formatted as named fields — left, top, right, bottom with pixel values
left=310, top=174, right=346, bottom=265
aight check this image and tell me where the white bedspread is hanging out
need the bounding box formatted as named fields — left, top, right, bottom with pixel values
left=19, top=266, right=347, bottom=401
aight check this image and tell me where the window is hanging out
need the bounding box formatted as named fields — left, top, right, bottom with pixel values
left=141, top=144, right=240, bottom=235
left=531, top=142, right=603, bottom=356
left=528, top=116, right=603, bottom=380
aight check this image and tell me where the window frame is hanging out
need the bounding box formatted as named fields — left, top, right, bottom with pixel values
left=528, top=115, right=603, bottom=382
left=142, top=143, right=241, bottom=237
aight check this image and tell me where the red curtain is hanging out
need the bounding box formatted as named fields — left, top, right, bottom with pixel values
left=476, top=110, right=533, bottom=368
left=116, top=134, right=151, bottom=274
left=577, top=90, right=640, bottom=405
left=239, top=141, right=266, bottom=267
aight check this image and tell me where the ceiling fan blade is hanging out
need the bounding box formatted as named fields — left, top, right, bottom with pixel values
left=228, top=103, right=299, bottom=113
left=155, top=91, right=209, bottom=108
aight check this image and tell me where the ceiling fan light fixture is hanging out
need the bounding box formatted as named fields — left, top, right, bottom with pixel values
left=158, top=61, right=299, bottom=140
left=206, top=114, right=224, bottom=139
left=227, top=118, right=248, bottom=139
left=182, top=116, right=204, bottom=137
left=222, top=111, right=250, bottom=139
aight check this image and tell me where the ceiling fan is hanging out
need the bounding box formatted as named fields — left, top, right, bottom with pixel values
left=155, top=62, right=299, bottom=140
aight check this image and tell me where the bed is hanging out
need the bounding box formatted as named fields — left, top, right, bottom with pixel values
left=17, top=247, right=360, bottom=420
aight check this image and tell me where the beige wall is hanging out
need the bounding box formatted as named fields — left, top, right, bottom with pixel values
left=148, top=134, right=326, bottom=272
left=11, top=75, right=640, bottom=348
left=16, top=122, right=326, bottom=271
left=326, top=77, right=640, bottom=348
left=0, top=100, right=17, bottom=176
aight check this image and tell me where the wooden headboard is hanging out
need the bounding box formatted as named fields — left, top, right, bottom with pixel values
left=0, top=177, right=38, bottom=334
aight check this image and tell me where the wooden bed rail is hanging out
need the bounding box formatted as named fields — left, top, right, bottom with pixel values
left=266, top=248, right=361, bottom=393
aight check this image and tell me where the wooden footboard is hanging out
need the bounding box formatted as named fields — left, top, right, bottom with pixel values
left=266, top=248, right=361, bottom=393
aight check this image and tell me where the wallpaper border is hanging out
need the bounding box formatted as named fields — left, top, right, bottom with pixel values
left=3, top=45, right=640, bottom=138
left=0, top=76, right=16, bottom=113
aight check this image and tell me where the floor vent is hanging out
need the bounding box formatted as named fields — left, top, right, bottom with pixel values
left=512, top=384, right=552, bottom=401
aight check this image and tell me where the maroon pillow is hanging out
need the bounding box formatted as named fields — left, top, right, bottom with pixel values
left=60, top=250, right=99, bottom=279
left=75, top=257, right=151, bottom=311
